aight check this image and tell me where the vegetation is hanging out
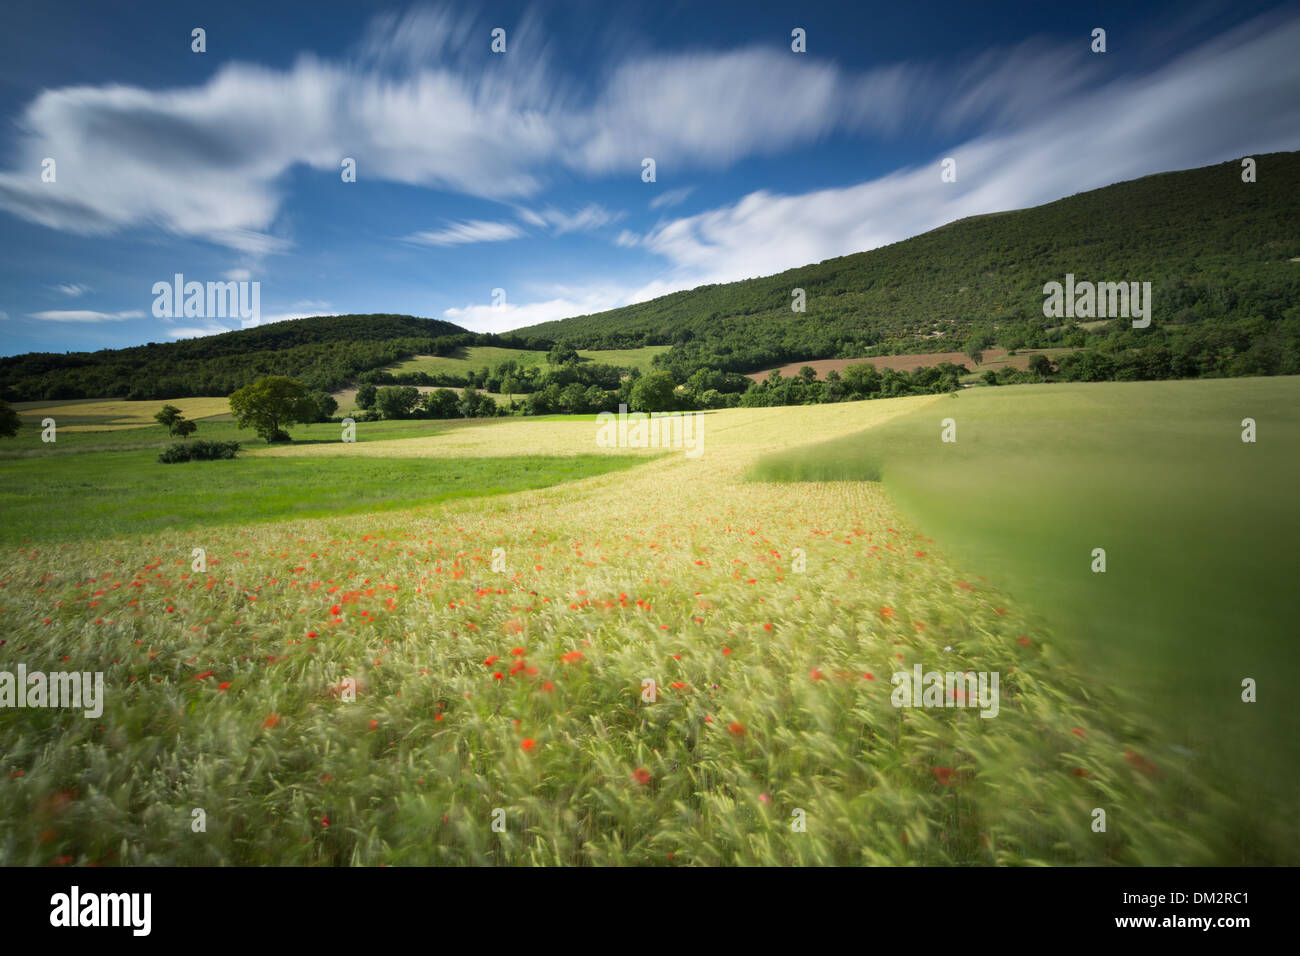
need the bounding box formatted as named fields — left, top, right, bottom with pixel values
left=0, top=396, right=1279, bottom=864
left=515, top=152, right=1300, bottom=387
left=157, top=439, right=240, bottom=463
left=153, top=404, right=198, bottom=437
left=229, top=376, right=319, bottom=443
left=0, top=399, right=20, bottom=438
left=752, top=376, right=1300, bottom=858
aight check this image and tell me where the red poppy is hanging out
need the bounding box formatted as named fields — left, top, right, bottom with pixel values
left=728, top=722, right=745, bottom=737
left=521, top=738, right=536, bottom=752
left=632, top=767, right=651, bottom=784
left=263, top=714, right=281, bottom=729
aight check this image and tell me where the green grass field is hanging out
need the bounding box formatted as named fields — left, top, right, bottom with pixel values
left=753, top=377, right=1300, bottom=840
left=0, top=417, right=645, bottom=545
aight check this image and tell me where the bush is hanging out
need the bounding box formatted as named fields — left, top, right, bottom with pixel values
left=158, top=440, right=241, bottom=463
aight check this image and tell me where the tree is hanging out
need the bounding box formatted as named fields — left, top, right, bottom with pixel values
left=174, top=418, right=198, bottom=437
left=629, top=371, right=677, bottom=412
left=560, top=382, right=588, bottom=413
left=982, top=369, right=999, bottom=386
left=375, top=385, right=420, bottom=419
left=421, top=388, right=460, bottom=418
left=229, top=376, right=318, bottom=443
left=547, top=343, right=579, bottom=365
left=458, top=385, right=481, bottom=417
left=154, top=404, right=184, bottom=435
left=1027, top=354, right=1054, bottom=379
left=356, top=383, right=378, bottom=409
left=312, top=391, right=339, bottom=421
left=798, top=366, right=817, bottom=384
left=0, top=400, right=20, bottom=438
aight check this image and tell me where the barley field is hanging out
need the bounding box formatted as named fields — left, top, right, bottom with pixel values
left=0, top=393, right=1279, bottom=865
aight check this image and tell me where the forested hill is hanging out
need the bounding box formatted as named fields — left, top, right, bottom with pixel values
left=0, top=314, right=471, bottom=401
left=516, top=151, right=1300, bottom=378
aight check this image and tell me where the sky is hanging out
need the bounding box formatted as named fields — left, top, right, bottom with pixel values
left=0, top=0, right=1298, bottom=356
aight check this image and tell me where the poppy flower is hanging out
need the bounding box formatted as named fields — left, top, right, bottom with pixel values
left=632, top=767, right=651, bottom=785
left=728, top=722, right=745, bottom=737
left=561, top=651, right=583, bottom=664
left=521, top=738, right=536, bottom=752
left=263, top=714, right=281, bottom=729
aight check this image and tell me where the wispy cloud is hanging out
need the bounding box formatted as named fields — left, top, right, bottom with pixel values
left=55, top=283, right=89, bottom=297
left=0, top=3, right=936, bottom=252
left=404, top=219, right=526, bottom=247
left=649, top=186, right=695, bottom=210
left=515, top=203, right=622, bottom=235
left=29, top=309, right=145, bottom=322
left=622, top=11, right=1300, bottom=294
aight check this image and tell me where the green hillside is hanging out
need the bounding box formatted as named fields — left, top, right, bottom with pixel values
left=0, top=314, right=471, bottom=402
left=517, top=152, right=1300, bottom=380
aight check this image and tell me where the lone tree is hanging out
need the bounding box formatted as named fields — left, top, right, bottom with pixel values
left=153, top=404, right=196, bottom=436
left=229, top=376, right=317, bottom=443
left=0, top=400, right=20, bottom=438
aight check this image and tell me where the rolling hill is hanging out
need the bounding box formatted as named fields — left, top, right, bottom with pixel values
left=3, top=153, right=1297, bottom=403
left=517, top=152, right=1300, bottom=380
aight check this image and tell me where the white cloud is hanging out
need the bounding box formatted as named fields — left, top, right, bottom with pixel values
left=514, top=203, right=622, bottom=235
left=168, top=323, right=233, bottom=339
left=632, top=12, right=1300, bottom=290
left=29, top=309, right=145, bottom=322
left=0, top=5, right=945, bottom=251
left=404, top=219, right=526, bottom=247
left=0, top=310, right=8, bottom=319
left=56, top=283, right=89, bottom=297
left=223, top=268, right=252, bottom=281
left=649, top=186, right=695, bottom=210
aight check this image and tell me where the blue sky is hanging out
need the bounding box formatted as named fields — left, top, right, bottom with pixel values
left=1, top=0, right=1298, bottom=356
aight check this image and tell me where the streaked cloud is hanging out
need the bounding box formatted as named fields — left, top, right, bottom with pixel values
left=29, top=309, right=145, bottom=322
left=404, top=219, right=527, bottom=247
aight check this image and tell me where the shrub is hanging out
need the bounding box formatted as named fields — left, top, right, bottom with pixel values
left=158, top=440, right=241, bottom=463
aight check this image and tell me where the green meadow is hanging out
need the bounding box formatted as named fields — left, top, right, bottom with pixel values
left=0, top=417, right=643, bottom=546
left=388, top=345, right=669, bottom=377
left=753, top=377, right=1300, bottom=828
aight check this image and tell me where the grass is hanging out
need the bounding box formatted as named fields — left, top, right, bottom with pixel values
left=386, top=345, right=669, bottom=377
left=0, top=418, right=648, bottom=545
left=752, top=377, right=1300, bottom=854
left=12, top=397, right=232, bottom=431
left=0, top=393, right=1285, bottom=865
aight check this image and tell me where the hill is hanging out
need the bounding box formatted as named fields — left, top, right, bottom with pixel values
left=0, top=314, right=473, bottom=401
left=516, top=152, right=1300, bottom=380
